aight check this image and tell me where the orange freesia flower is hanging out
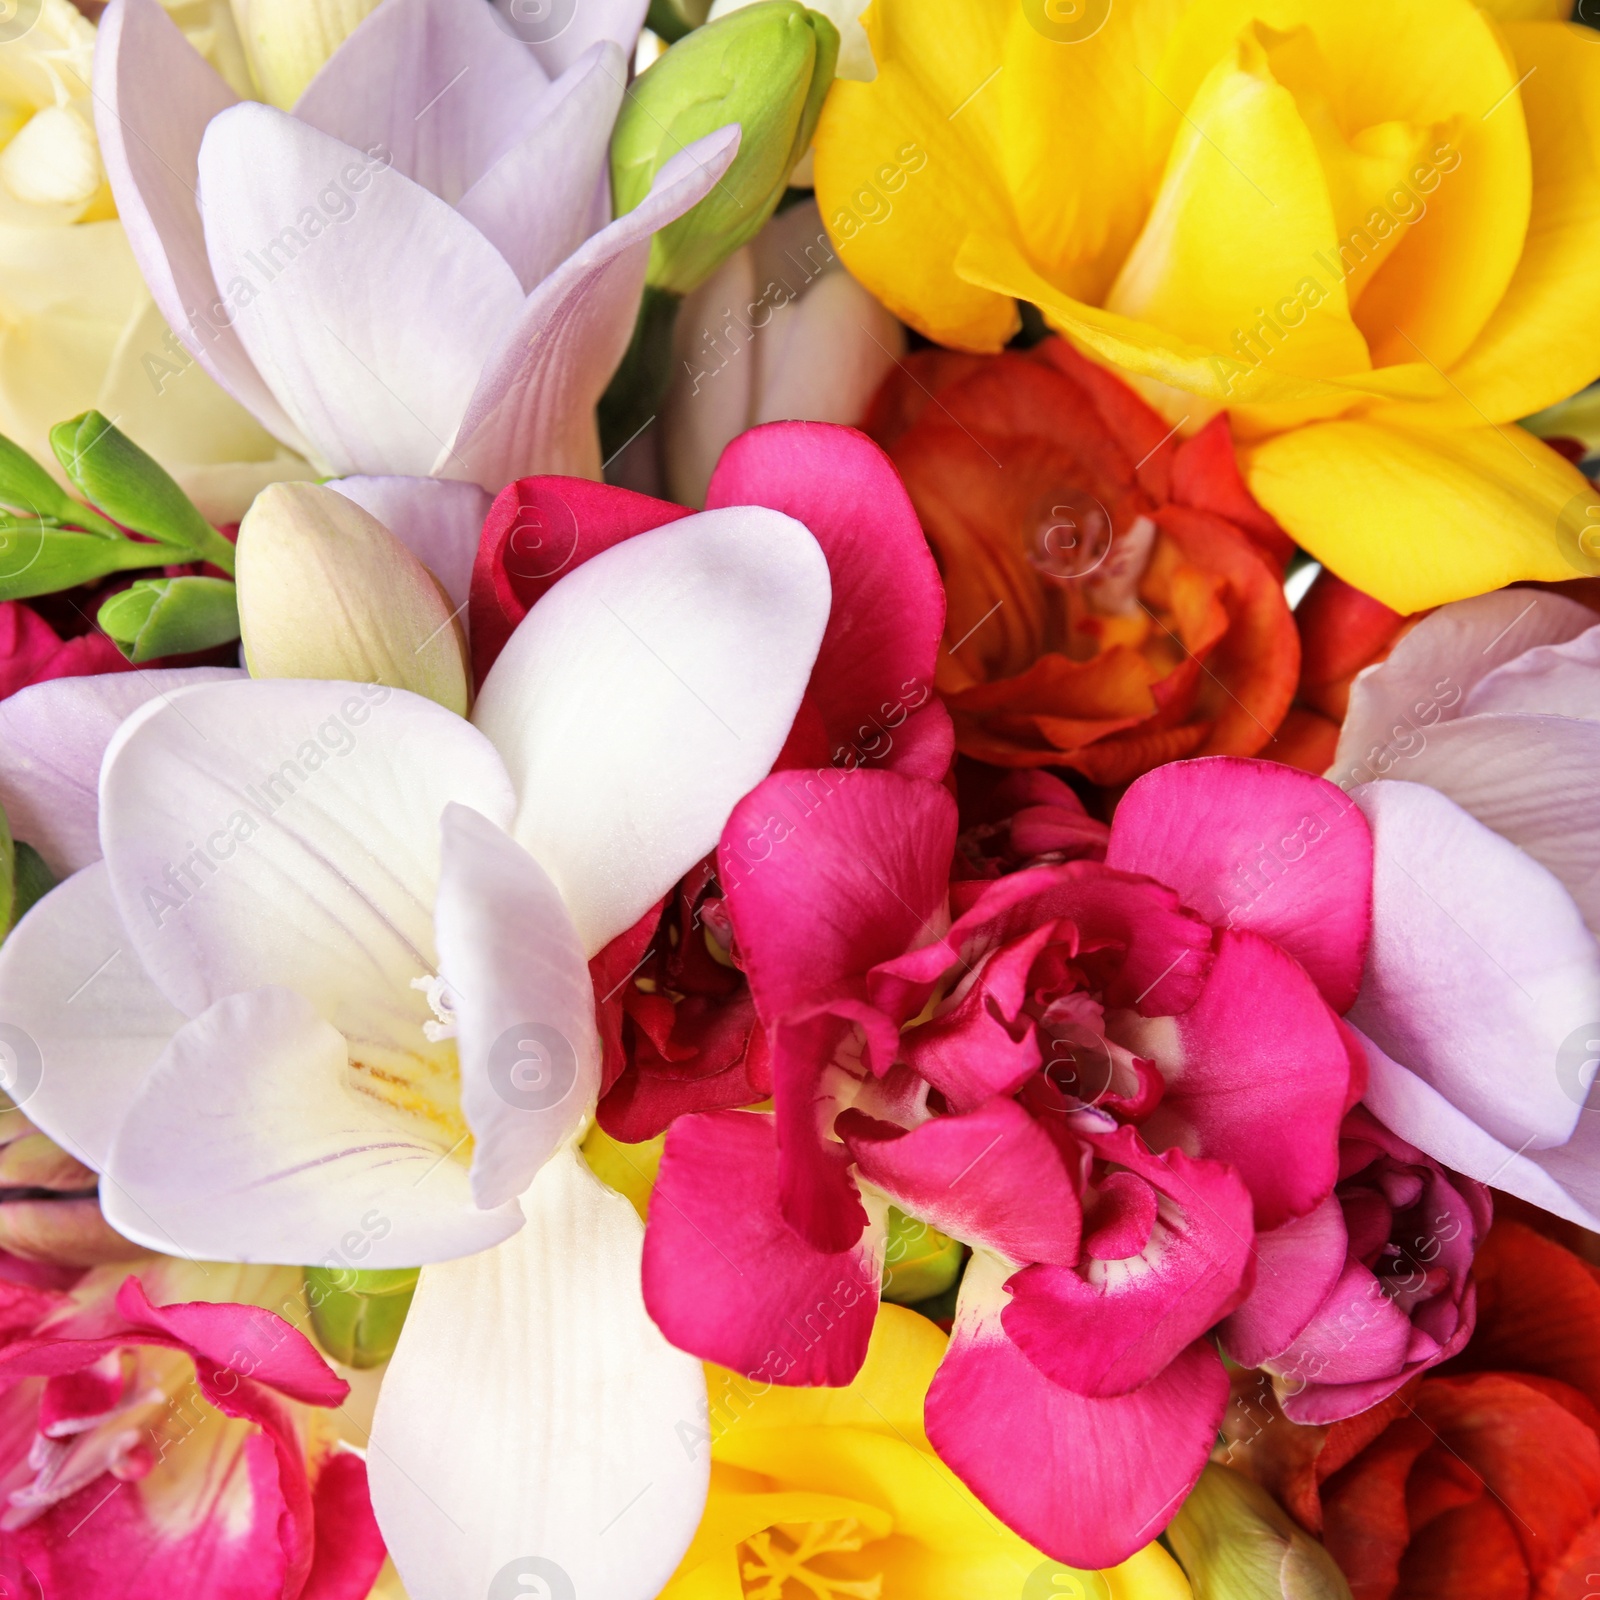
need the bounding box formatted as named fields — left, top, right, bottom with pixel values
left=866, top=337, right=1299, bottom=783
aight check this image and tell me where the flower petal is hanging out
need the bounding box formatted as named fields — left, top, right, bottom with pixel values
left=93, top=0, right=309, bottom=454
left=97, top=679, right=517, bottom=1049
left=706, top=422, right=950, bottom=780
left=0, top=666, right=241, bottom=877
left=447, top=128, right=741, bottom=489
left=292, top=0, right=551, bottom=202
left=198, top=103, right=524, bottom=477
left=1462, top=624, right=1600, bottom=723
left=925, top=1251, right=1228, bottom=1568
left=0, top=862, right=183, bottom=1172
left=1347, top=779, right=1600, bottom=1153
left=369, top=1148, right=709, bottom=1600
left=1218, top=1194, right=1347, bottom=1369
left=1106, top=756, right=1372, bottom=1012
left=435, top=804, right=600, bottom=1211
left=103, top=986, right=522, bottom=1265
left=328, top=476, right=492, bottom=615
left=643, top=1108, right=884, bottom=1386
left=473, top=506, right=829, bottom=956
left=504, top=0, right=647, bottom=78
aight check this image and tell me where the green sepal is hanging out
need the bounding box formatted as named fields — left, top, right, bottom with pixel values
left=50, top=412, right=236, bottom=573
left=0, top=522, right=166, bottom=602
left=304, top=1266, right=420, bottom=1368
left=98, top=575, right=240, bottom=663
left=881, top=1205, right=965, bottom=1304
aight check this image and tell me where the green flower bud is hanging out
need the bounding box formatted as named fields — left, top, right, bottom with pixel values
left=612, top=0, right=840, bottom=295
left=304, top=1266, right=419, bottom=1368
left=0, top=521, right=164, bottom=603
left=98, top=576, right=242, bottom=664
left=50, top=412, right=237, bottom=574
left=236, top=482, right=469, bottom=715
left=0, top=430, right=116, bottom=533
left=1167, top=1466, right=1352, bottom=1600
left=881, top=1205, right=965, bottom=1304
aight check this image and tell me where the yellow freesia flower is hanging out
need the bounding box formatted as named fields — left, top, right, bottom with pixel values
left=660, top=1304, right=1192, bottom=1600
left=813, top=0, right=1600, bottom=611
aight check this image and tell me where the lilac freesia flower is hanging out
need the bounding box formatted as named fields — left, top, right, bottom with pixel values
left=1330, top=589, right=1600, bottom=1226
left=95, top=0, right=738, bottom=489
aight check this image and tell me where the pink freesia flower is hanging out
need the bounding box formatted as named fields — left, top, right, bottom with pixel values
left=1325, top=590, right=1600, bottom=1228
left=1221, top=1106, right=1490, bottom=1425
left=0, top=603, right=131, bottom=702
left=641, top=754, right=1373, bottom=1566
left=471, top=420, right=954, bottom=1142
left=95, top=0, right=730, bottom=488
left=0, top=1259, right=383, bottom=1599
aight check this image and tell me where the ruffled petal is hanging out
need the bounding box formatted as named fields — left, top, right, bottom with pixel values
left=1218, top=1193, right=1348, bottom=1368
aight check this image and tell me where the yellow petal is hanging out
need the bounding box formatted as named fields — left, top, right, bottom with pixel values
left=814, top=0, right=1019, bottom=349
left=1396, top=22, right=1600, bottom=427
left=1242, top=416, right=1591, bottom=611
left=1478, top=0, right=1569, bottom=16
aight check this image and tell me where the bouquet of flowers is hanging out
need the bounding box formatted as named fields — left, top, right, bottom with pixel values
left=0, top=0, right=1596, bottom=1594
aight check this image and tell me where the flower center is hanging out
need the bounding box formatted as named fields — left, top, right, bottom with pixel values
left=740, top=1519, right=884, bottom=1600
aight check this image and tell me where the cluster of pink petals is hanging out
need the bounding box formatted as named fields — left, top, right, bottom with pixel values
left=0, top=1267, right=382, bottom=1598
left=0, top=604, right=130, bottom=702
left=639, top=753, right=1384, bottom=1566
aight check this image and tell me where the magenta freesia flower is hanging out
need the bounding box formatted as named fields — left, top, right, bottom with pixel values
left=640, top=754, right=1375, bottom=1566
left=0, top=1261, right=383, bottom=1598
left=96, top=0, right=728, bottom=488
left=1326, top=589, right=1600, bottom=1227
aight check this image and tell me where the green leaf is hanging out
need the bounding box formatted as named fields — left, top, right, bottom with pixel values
left=0, top=522, right=164, bottom=602
left=98, top=575, right=240, bottom=663
left=304, top=1267, right=419, bottom=1368
left=50, top=412, right=236, bottom=574
left=10, top=843, right=53, bottom=932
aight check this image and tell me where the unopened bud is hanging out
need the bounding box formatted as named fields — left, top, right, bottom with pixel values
left=229, top=0, right=385, bottom=109
left=304, top=1266, right=418, bottom=1368
left=0, top=1102, right=143, bottom=1266
left=237, top=482, right=469, bottom=715
left=612, top=0, right=839, bottom=295
left=99, top=576, right=241, bottom=663
left=1167, top=1466, right=1352, bottom=1600
left=881, top=1205, right=964, bottom=1304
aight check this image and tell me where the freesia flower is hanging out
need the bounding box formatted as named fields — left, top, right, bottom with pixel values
left=468, top=422, right=949, bottom=1140
left=663, top=1302, right=1193, bottom=1600
left=866, top=337, right=1298, bottom=782
left=96, top=0, right=731, bottom=488
left=1220, top=1107, right=1490, bottom=1425
left=1326, top=589, right=1600, bottom=1229
left=812, top=0, right=1600, bottom=611
left=0, top=1256, right=384, bottom=1598
left=0, top=489, right=833, bottom=1594
left=1224, top=1217, right=1600, bottom=1600
left=0, top=0, right=307, bottom=521
left=641, top=753, right=1372, bottom=1565
left=658, top=199, right=903, bottom=507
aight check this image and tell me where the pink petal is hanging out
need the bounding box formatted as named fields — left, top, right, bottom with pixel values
left=642, top=1109, right=881, bottom=1385
left=447, top=128, right=740, bottom=491
left=0, top=603, right=130, bottom=701
left=328, top=476, right=490, bottom=615
left=705, top=423, right=949, bottom=780
left=1218, top=1193, right=1347, bottom=1367
left=838, top=1096, right=1082, bottom=1266
left=721, top=769, right=955, bottom=1024
left=293, top=0, right=551, bottom=203
left=302, top=1452, right=388, bottom=1600
left=925, top=1253, right=1228, bottom=1567
left=1106, top=756, right=1373, bottom=1012
left=1001, top=1127, right=1253, bottom=1397
left=93, top=0, right=308, bottom=454
left=1137, top=928, right=1354, bottom=1230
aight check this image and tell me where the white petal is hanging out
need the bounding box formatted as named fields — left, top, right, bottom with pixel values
left=457, top=43, right=625, bottom=292
left=435, top=805, right=600, bottom=1210
left=369, top=1149, right=708, bottom=1600
left=0, top=863, right=182, bottom=1172
left=97, top=679, right=516, bottom=1056
left=1379, top=713, right=1600, bottom=937
left=447, top=127, right=740, bottom=489
left=472, top=505, right=830, bottom=954
left=198, top=103, right=524, bottom=477
left=1462, top=625, right=1600, bottom=723
left=103, top=987, right=522, bottom=1265
left=1348, top=779, right=1600, bottom=1153
left=293, top=0, right=551, bottom=202
left=327, top=475, right=491, bottom=615
left=495, top=0, right=647, bottom=78
left=92, top=0, right=310, bottom=455
left=1331, top=588, right=1594, bottom=787
left=0, top=666, right=241, bottom=877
